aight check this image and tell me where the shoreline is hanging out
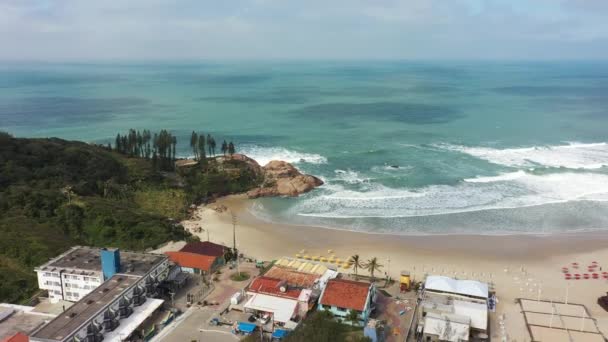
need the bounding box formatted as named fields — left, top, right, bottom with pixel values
left=180, top=194, right=608, bottom=339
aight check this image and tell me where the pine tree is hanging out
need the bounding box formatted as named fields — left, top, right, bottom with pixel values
left=221, top=140, right=228, bottom=156
left=197, top=133, right=206, bottom=163
left=228, top=141, right=235, bottom=157
left=190, top=131, right=199, bottom=160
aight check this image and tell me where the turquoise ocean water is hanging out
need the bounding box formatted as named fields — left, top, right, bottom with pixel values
left=2, top=61, right=608, bottom=234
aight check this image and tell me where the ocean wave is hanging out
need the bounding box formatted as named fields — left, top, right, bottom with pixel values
left=289, top=172, right=608, bottom=219
left=440, top=142, right=608, bottom=169
left=238, top=145, right=327, bottom=166
left=333, top=169, right=371, bottom=184
left=464, top=170, right=527, bottom=183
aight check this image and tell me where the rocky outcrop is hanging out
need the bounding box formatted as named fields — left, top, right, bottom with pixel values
left=247, top=160, right=324, bottom=198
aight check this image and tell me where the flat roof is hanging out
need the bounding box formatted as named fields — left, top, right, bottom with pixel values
left=425, top=276, right=488, bottom=299
left=244, top=294, right=298, bottom=323
left=31, top=274, right=140, bottom=342
left=36, top=246, right=167, bottom=276
left=103, top=298, right=164, bottom=341
left=423, top=313, right=470, bottom=342
left=0, top=305, right=53, bottom=340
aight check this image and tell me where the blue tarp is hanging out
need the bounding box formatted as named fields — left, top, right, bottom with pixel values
left=272, top=329, right=290, bottom=339
left=237, top=322, right=257, bottom=333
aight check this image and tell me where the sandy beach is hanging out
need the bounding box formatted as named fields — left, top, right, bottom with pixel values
left=179, top=194, right=608, bottom=341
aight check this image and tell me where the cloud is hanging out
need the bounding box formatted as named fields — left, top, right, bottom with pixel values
left=0, top=0, right=607, bottom=60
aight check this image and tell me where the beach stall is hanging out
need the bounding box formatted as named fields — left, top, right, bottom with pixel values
left=400, top=271, right=411, bottom=292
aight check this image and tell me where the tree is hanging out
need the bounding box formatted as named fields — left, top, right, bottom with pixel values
left=349, top=254, right=363, bottom=280
left=210, top=136, right=216, bottom=157
left=228, top=141, right=235, bottom=157
left=190, top=131, right=198, bottom=159
left=197, top=133, right=206, bottom=163
left=221, top=140, right=228, bottom=156
left=364, top=257, right=383, bottom=280
left=346, top=309, right=360, bottom=326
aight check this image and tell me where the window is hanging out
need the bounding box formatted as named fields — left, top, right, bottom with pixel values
left=44, top=272, right=52, bottom=277
left=65, top=283, right=71, bottom=288
left=53, top=282, right=61, bottom=287
left=322, top=305, right=331, bottom=310
left=337, top=307, right=346, bottom=312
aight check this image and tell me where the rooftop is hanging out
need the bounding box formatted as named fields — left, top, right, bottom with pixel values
left=425, top=276, right=489, bottom=299
left=248, top=276, right=302, bottom=300
left=423, top=313, right=470, bottom=342
left=165, top=251, right=217, bottom=272
left=264, top=266, right=320, bottom=289
left=243, top=293, right=298, bottom=324
left=320, top=278, right=371, bottom=312
left=179, top=241, right=226, bottom=257
left=0, top=305, right=52, bottom=341
left=36, top=246, right=167, bottom=277
left=30, top=274, right=140, bottom=342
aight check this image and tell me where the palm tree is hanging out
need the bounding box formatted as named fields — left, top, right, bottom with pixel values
left=365, top=257, right=383, bottom=281
left=349, top=254, right=363, bottom=280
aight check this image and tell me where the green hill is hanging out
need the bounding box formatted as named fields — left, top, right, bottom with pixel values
left=0, top=132, right=193, bottom=303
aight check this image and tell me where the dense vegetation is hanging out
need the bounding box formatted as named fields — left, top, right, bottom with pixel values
left=0, top=131, right=256, bottom=303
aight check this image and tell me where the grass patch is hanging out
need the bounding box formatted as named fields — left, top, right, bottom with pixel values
left=133, top=188, right=187, bottom=219
left=230, top=271, right=251, bottom=281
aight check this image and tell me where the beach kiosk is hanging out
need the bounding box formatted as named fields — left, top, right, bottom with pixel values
left=400, top=271, right=411, bottom=292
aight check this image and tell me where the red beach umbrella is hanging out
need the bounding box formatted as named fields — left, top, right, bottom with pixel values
left=583, top=274, right=590, bottom=279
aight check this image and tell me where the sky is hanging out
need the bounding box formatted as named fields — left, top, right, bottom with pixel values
left=1, top=0, right=607, bottom=61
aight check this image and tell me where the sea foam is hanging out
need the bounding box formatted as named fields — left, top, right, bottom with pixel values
left=292, top=172, right=608, bottom=219
left=442, top=142, right=608, bottom=169
left=239, top=145, right=327, bottom=166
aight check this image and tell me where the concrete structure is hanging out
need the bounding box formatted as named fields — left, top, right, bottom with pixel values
left=35, top=246, right=168, bottom=303
left=165, top=241, right=226, bottom=276
left=30, top=247, right=171, bottom=342
left=417, top=276, right=489, bottom=341
left=421, top=312, right=470, bottom=342
left=318, top=278, right=376, bottom=325
left=0, top=304, right=55, bottom=341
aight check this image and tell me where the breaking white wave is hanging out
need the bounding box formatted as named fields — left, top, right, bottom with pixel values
left=239, top=145, right=327, bottom=166
left=292, top=172, right=608, bottom=219
left=333, top=169, right=371, bottom=184
left=442, top=142, right=608, bottom=169
left=464, top=170, right=527, bottom=183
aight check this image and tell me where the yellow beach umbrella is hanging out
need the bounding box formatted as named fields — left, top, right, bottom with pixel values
left=295, top=254, right=302, bottom=258
left=303, top=255, right=311, bottom=260
left=312, top=256, right=320, bottom=261
left=334, top=258, right=343, bottom=264
left=320, top=257, right=327, bottom=262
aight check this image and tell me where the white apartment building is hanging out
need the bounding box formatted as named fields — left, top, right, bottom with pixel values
left=35, top=246, right=169, bottom=303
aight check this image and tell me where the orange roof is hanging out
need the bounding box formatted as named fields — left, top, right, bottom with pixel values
left=1, top=333, right=29, bottom=342
left=264, top=266, right=320, bottom=288
left=320, top=279, right=371, bottom=311
left=248, top=276, right=302, bottom=300
left=165, top=251, right=217, bottom=272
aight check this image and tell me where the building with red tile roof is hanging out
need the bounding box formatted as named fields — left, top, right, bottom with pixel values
left=247, top=276, right=303, bottom=300
left=318, top=278, right=376, bottom=325
left=165, top=242, right=227, bottom=275
left=1, top=332, right=29, bottom=342
left=179, top=241, right=226, bottom=257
